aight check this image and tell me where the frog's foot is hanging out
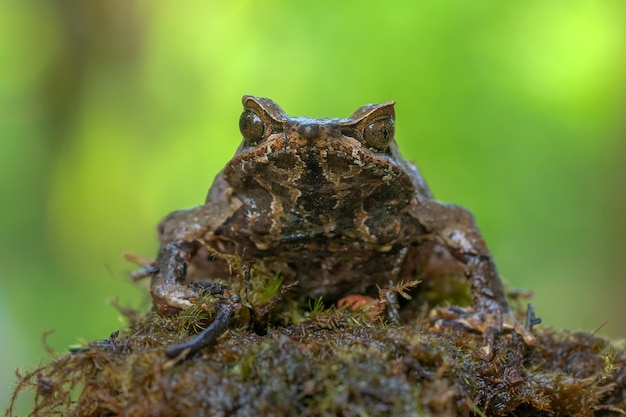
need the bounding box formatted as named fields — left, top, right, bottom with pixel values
left=151, top=280, right=199, bottom=312
left=433, top=305, right=540, bottom=360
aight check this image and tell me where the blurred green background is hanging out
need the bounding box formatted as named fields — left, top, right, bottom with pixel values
left=2, top=0, right=625, bottom=411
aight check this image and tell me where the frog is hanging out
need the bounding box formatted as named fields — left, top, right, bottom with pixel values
left=144, top=95, right=538, bottom=358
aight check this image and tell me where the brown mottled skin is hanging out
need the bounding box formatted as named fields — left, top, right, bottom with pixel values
left=149, top=95, right=535, bottom=347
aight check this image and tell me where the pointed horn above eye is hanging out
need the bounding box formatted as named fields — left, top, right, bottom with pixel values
left=242, top=95, right=287, bottom=122
left=347, top=100, right=395, bottom=123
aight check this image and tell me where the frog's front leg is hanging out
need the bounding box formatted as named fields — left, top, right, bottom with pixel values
left=149, top=196, right=243, bottom=312
left=151, top=239, right=201, bottom=311
left=416, top=201, right=537, bottom=354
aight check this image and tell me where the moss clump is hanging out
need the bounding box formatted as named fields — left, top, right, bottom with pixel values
left=6, top=255, right=626, bottom=416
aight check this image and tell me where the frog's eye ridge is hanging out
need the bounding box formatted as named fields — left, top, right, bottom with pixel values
left=239, top=110, right=265, bottom=145
left=362, top=117, right=394, bottom=151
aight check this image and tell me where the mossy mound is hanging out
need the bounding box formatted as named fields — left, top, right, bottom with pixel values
left=6, top=254, right=626, bottom=416
left=7, top=307, right=625, bottom=416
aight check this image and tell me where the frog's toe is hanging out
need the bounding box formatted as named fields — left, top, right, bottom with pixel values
left=151, top=282, right=199, bottom=312
left=433, top=305, right=538, bottom=359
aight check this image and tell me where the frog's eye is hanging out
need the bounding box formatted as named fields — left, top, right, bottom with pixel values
left=362, top=117, right=394, bottom=151
left=239, top=110, right=265, bottom=145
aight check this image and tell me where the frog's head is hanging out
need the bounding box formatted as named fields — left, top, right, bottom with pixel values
left=223, top=96, right=424, bottom=232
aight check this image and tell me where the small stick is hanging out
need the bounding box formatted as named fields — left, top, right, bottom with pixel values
left=165, top=302, right=234, bottom=359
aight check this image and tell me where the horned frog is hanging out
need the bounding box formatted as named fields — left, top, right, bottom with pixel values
left=142, top=95, right=537, bottom=358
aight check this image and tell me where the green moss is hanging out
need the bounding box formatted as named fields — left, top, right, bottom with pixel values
left=6, top=256, right=626, bottom=416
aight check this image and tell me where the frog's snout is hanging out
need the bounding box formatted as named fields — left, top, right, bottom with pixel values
left=298, top=123, right=320, bottom=140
